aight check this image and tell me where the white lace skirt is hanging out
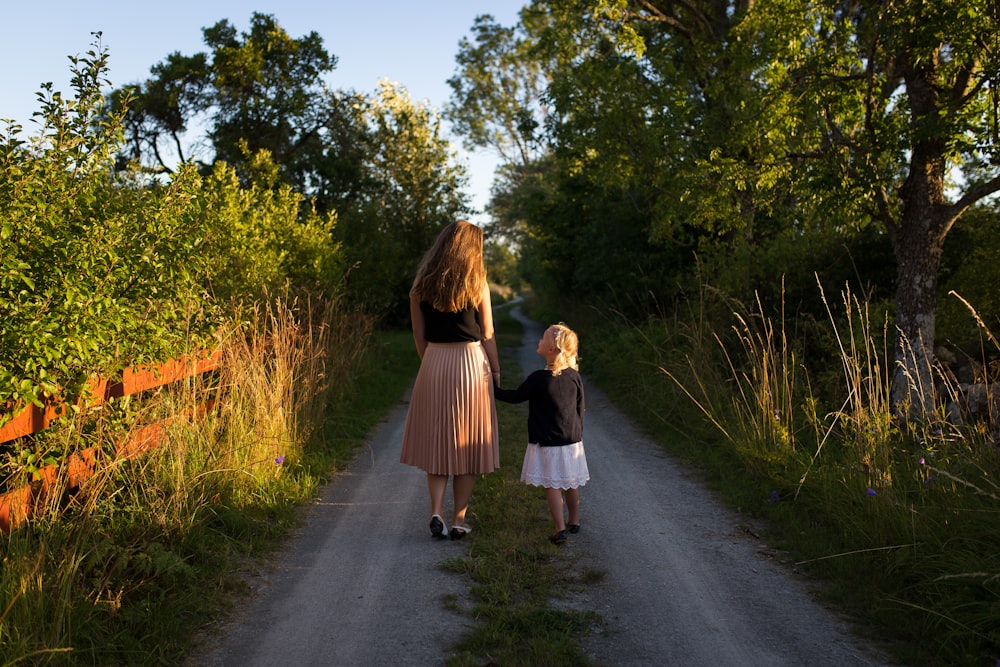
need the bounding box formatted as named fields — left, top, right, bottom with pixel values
left=520, top=441, right=589, bottom=489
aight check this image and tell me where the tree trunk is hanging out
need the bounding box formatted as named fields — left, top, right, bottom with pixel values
left=890, top=208, right=944, bottom=415
left=890, top=126, right=951, bottom=416
left=888, top=43, right=956, bottom=418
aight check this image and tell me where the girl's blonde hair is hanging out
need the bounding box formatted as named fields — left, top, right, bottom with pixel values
left=548, top=323, right=579, bottom=376
left=410, top=220, right=487, bottom=312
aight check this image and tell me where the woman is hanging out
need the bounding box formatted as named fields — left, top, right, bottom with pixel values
left=400, top=220, right=500, bottom=540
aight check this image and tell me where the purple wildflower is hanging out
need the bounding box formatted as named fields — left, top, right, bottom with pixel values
left=768, top=490, right=781, bottom=503
left=866, top=487, right=877, bottom=496
left=274, top=456, right=286, bottom=465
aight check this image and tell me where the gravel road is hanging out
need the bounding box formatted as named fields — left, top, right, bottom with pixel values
left=189, top=306, right=895, bottom=666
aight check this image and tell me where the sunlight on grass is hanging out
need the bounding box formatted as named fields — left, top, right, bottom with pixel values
left=0, top=294, right=380, bottom=664
left=593, top=278, right=1000, bottom=666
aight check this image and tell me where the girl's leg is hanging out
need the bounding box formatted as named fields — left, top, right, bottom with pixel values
left=564, top=487, right=581, bottom=527
left=427, top=473, right=448, bottom=517
left=452, top=474, right=476, bottom=527
left=545, top=487, right=566, bottom=532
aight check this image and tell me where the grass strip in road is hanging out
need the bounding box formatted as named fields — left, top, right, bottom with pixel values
left=441, top=308, right=603, bottom=667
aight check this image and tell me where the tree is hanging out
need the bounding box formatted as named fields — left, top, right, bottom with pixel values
left=510, top=0, right=1000, bottom=415
left=780, top=0, right=1000, bottom=412
left=335, top=81, right=471, bottom=321
left=112, top=12, right=368, bottom=212
left=446, top=11, right=554, bottom=257
left=446, top=13, right=551, bottom=169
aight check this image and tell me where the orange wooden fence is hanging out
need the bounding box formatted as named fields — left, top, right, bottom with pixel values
left=0, top=350, right=221, bottom=533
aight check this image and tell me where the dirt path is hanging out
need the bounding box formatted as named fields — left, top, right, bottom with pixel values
left=190, top=306, right=894, bottom=666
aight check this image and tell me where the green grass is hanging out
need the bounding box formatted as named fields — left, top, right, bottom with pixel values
left=554, top=286, right=1000, bottom=667
left=0, top=300, right=417, bottom=666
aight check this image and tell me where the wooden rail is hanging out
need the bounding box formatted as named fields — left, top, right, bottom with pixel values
left=0, top=350, right=221, bottom=533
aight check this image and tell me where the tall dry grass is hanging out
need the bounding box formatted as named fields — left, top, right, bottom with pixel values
left=0, top=294, right=374, bottom=664
left=649, top=279, right=1000, bottom=664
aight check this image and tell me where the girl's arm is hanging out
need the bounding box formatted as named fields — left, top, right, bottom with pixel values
left=494, top=373, right=536, bottom=403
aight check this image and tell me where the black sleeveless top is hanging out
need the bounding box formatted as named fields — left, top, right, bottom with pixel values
left=421, top=301, right=482, bottom=342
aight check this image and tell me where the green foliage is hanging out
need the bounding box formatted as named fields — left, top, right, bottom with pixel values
left=937, top=202, right=1000, bottom=350
left=0, top=42, right=216, bottom=415
left=119, top=14, right=473, bottom=323
left=197, top=147, right=343, bottom=303
left=115, top=11, right=349, bottom=198
left=1, top=38, right=345, bottom=464
left=449, top=1, right=1000, bottom=418
left=334, top=81, right=471, bottom=322
left=0, top=298, right=386, bottom=664
left=446, top=12, right=549, bottom=167
left=579, top=282, right=1000, bottom=665
left=484, top=236, right=523, bottom=291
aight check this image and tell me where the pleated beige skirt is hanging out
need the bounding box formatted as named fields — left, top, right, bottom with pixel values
left=401, top=342, right=500, bottom=475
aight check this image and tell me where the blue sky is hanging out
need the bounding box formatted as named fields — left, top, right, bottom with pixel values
left=1, top=1, right=526, bottom=223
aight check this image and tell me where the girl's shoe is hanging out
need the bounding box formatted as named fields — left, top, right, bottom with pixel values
left=449, top=525, right=472, bottom=540
left=430, top=514, right=446, bottom=539
left=568, top=524, right=581, bottom=534
left=549, top=530, right=567, bottom=545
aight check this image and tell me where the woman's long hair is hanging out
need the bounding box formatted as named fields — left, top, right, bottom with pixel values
left=410, top=220, right=486, bottom=312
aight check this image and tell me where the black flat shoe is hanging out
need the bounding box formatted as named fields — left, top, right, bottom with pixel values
left=568, top=524, right=580, bottom=534
left=549, top=530, right=567, bottom=545
left=430, top=514, right=445, bottom=539
left=449, top=525, right=471, bottom=540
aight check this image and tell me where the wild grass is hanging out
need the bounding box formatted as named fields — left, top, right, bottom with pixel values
left=577, top=280, right=1000, bottom=666
left=444, top=306, right=601, bottom=667
left=0, top=294, right=416, bottom=665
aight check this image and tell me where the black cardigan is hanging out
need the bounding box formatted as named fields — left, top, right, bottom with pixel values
left=494, top=368, right=584, bottom=446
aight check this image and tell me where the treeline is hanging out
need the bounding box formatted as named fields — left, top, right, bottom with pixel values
left=446, top=0, right=1000, bottom=414
left=108, top=13, right=472, bottom=321
left=1, top=15, right=471, bottom=432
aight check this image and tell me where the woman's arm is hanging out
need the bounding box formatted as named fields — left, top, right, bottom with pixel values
left=479, top=283, right=500, bottom=383
left=410, top=293, right=427, bottom=359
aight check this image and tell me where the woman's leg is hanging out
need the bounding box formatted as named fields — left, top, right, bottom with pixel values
left=452, top=474, right=476, bottom=526
left=427, top=473, right=448, bottom=517
left=564, top=487, right=580, bottom=527
left=546, top=487, right=566, bottom=532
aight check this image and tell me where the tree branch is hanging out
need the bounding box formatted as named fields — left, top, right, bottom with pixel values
left=953, top=173, right=1000, bottom=211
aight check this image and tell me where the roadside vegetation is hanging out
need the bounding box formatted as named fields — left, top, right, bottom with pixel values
left=0, top=303, right=417, bottom=664
left=5, top=4, right=1000, bottom=666
left=527, top=286, right=1000, bottom=667
left=0, top=32, right=434, bottom=665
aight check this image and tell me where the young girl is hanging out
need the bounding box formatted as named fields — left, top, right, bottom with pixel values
left=494, top=323, right=588, bottom=544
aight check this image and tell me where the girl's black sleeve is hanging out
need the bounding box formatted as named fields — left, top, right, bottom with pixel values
left=494, top=372, right=538, bottom=404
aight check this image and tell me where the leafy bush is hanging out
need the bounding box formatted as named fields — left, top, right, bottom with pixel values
left=0, top=40, right=344, bottom=425
left=0, top=46, right=216, bottom=414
